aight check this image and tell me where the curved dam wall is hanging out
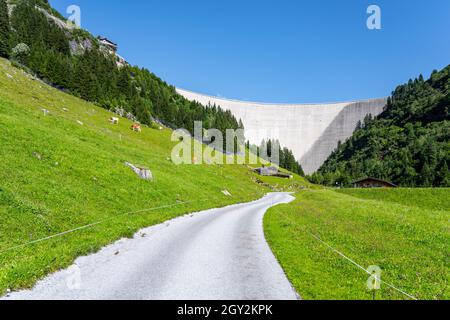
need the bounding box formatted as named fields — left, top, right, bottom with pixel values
left=177, top=89, right=387, bottom=174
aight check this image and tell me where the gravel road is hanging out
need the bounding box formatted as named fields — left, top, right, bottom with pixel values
left=3, top=193, right=299, bottom=300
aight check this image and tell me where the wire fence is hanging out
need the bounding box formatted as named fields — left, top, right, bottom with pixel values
left=1, top=195, right=419, bottom=300
left=0, top=193, right=261, bottom=256
left=0, top=200, right=199, bottom=256
left=306, top=231, right=418, bottom=300
left=272, top=198, right=419, bottom=300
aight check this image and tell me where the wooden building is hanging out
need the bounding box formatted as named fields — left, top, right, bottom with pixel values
left=352, top=177, right=398, bottom=188
left=254, top=166, right=293, bottom=179
left=255, top=166, right=279, bottom=176
left=98, top=36, right=118, bottom=53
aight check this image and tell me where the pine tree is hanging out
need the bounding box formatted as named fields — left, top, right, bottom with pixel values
left=437, top=161, right=450, bottom=187
left=0, top=0, right=10, bottom=58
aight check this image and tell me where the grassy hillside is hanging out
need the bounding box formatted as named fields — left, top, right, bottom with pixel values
left=264, top=188, right=449, bottom=300
left=0, top=58, right=311, bottom=294
left=2, top=1, right=306, bottom=176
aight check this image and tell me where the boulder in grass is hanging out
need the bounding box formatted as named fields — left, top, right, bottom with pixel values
left=125, top=162, right=153, bottom=180
left=222, top=190, right=232, bottom=197
left=33, top=152, right=42, bottom=160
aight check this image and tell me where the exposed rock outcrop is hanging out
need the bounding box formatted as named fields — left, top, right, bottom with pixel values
left=69, top=39, right=93, bottom=55
left=125, top=162, right=153, bottom=180
left=35, top=7, right=75, bottom=31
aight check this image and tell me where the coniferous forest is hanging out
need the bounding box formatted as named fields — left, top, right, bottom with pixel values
left=3, top=0, right=240, bottom=133
left=310, top=66, right=450, bottom=187
left=0, top=0, right=306, bottom=175
left=4, top=1, right=448, bottom=186
left=253, top=139, right=305, bottom=176
left=0, top=0, right=10, bottom=57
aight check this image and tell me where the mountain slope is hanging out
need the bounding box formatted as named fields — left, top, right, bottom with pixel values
left=5, top=0, right=242, bottom=140
left=3, top=0, right=305, bottom=174
left=0, top=57, right=312, bottom=294
left=311, top=66, right=450, bottom=187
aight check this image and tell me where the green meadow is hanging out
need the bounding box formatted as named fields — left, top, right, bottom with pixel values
left=338, top=188, right=450, bottom=212
left=264, top=188, right=449, bottom=300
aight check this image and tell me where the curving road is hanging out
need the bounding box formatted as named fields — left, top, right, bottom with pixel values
left=3, top=193, right=299, bottom=300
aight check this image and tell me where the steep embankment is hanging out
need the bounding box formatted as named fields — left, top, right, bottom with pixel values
left=0, top=58, right=309, bottom=294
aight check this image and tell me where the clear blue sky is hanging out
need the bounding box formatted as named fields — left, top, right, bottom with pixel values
left=50, top=0, right=450, bottom=103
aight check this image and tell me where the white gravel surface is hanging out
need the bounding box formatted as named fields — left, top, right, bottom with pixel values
left=3, top=193, right=299, bottom=300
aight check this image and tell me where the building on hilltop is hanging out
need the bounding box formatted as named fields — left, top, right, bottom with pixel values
left=97, top=36, right=128, bottom=67
left=98, top=36, right=118, bottom=54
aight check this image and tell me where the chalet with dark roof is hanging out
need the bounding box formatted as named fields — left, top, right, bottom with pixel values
left=352, top=177, right=398, bottom=188
left=254, top=166, right=293, bottom=179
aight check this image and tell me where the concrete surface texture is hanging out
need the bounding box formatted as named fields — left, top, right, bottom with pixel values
left=177, top=89, right=387, bottom=174
left=3, top=193, right=299, bottom=300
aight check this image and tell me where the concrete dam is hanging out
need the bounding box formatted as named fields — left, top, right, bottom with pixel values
left=177, top=89, right=387, bottom=174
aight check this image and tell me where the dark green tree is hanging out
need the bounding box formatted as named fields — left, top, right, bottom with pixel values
left=312, top=66, right=450, bottom=187
left=0, top=0, right=10, bottom=57
left=5, top=1, right=304, bottom=166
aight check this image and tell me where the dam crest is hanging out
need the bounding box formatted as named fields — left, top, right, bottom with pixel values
left=177, top=88, right=387, bottom=174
